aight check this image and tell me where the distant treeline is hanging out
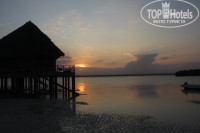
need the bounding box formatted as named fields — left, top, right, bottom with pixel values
left=175, top=69, right=200, bottom=76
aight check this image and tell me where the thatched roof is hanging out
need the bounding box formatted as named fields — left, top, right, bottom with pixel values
left=0, top=21, right=64, bottom=59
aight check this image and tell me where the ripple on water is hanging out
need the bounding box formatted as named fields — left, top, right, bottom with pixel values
left=60, top=113, right=200, bottom=133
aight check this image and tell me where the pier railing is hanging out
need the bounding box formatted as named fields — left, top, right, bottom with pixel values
left=56, top=65, right=75, bottom=73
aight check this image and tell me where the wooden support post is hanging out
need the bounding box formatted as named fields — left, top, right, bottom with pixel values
left=55, top=76, right=57, bottom=99
left=44, top=78, right=47, bottom=93
left=65, top=76, right=68, bottom=99
left=42, top=77, right=45, bottom=95
left=67, top=75, right=70, bottom=98
left=62, top=76, right=64, bottom=99
left=28, top=77, right=30, bottom=94
left=38, top=77, right=40, bottom=94
left=34, top=77, right=38, bottom=95
left=29, top=77, right=33, bottom=95
left=67, top=75, right=70, bottom=90
left=49, top=76, right=53, bottom=99
left=11, top=77, right=16, bottom=95
left=4, top=77, right=8, bottom=95
left=15, top=78, right=18, bottom=93
left=72, top=73, right=76, bottom=97
left=67, top=75, right=71, bottom=98
left=11, top=77, right=14, bottom=89
left=52, top=77, right=55, bottom=98
left=24, top=77, right=27, bottom=94
left=0, top=78, right=3, bottom=95
left=16, top=77, right=24, bottom=95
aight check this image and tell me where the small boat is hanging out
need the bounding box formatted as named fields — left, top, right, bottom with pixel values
left=181, top=82, right=200, bottom=90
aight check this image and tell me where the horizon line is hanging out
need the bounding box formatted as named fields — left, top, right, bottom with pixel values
left=75, top=73, right=175, bottom=77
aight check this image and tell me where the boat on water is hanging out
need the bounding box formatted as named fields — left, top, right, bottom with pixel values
left=181, top=82, right=200, bottom=90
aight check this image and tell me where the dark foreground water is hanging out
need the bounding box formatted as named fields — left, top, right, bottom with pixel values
left=60, top=75, right=200, bottom=132
left=2, top=75, right=200, bottom=132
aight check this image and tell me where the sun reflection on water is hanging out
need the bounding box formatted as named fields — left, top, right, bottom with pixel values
left=77, top=82, right=86, bottom=93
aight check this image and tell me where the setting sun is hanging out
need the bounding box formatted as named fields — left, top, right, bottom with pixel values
left=76, top=64, right=86, bottom=67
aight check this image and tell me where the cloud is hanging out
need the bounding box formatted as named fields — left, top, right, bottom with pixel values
left=128, top=19, right=137, bottom=24
left=57, top=10, right=88, bottom=30
left=58, top=15, right=65, bottom=25
left=123, top=52, right=138, bottom=60
left=124, top=52, right=134, bottom=57
left=115, top=30, right=124, bottom=33
left=76, top=53, right=200, bottom=75
left=56, top=53, right=72, bottom=65
left=125, top=54, right=157, bottom=67
left=124, top=53, right=158, bottom=74
left=43, top=29, right=58, bottom=35
left=124, top=53, right=200, bottom=74
left=160, top=57, right=170, bottom=60
left=76, top=67, right=123, bottom=75
left=106, top=61, right=118, bottom=66
left=160, top=56, right=174, bottom=61
left=87, top=54, right=95, bottom=58
left=95, top=60, right=104, bottom=63
left=80, top=27, right=87, bottom=31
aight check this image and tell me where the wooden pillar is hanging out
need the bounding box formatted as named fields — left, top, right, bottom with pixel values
left=49, top=76, right=53, bottom=99
left=65, top=76, right=68, bottom=99
left=38, top=77, right=40, bottom=94
left=29, top=77, right=33, bottom=95
left=72, top=73, right=76, bottom=97
left=42, top=77, right=45, bottom=95
left=44, top=77, right=47, bottom=90
left=55, top=76, right=57, bottom=99
left=11, top=77, right=16, bottom=95
left=34, top=77, right=38, bottom=95
left=11, top=77, right=14, bottom=90
left=62, top=76, right=64, bottom=99
left=67, top=75, right=70, bottom=98
left=24, top=77, right=27, bottom=94
left=0, top=78, right=3, bottom=95
left=16, top=78, right=18, bottom=93
left=4, top=77, right=8, bottom=95
left=16, top=77, right=24, bottom=95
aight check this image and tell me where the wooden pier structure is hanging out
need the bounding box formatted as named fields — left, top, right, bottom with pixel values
left=0, top=65, right=76, bottom=98
left=0, top=21, right=77, bottom=98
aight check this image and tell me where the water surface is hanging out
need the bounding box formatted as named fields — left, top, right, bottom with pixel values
left=75, top=75, right=200, bottom=126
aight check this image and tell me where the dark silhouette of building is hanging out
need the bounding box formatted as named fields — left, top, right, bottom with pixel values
left=0, top=21, right=75, bottom=97
left=0, top=21, right=64, bottom=73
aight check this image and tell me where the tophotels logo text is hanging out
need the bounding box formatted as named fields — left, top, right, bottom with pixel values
left=140, top=0, right=199, bottom=28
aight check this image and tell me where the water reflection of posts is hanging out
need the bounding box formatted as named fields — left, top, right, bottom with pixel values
left=72, top=98, right=76, bottom=115
left=66, top=98, right=76, bottom=116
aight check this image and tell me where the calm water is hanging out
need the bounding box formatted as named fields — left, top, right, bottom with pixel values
left=75, top=75, right=200, bottom=126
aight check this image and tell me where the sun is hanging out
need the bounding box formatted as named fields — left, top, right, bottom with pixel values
left=76, top=64, right=86, bottom=67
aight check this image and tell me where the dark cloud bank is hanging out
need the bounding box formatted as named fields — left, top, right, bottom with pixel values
left=58, top=53, right=200, bottom=75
